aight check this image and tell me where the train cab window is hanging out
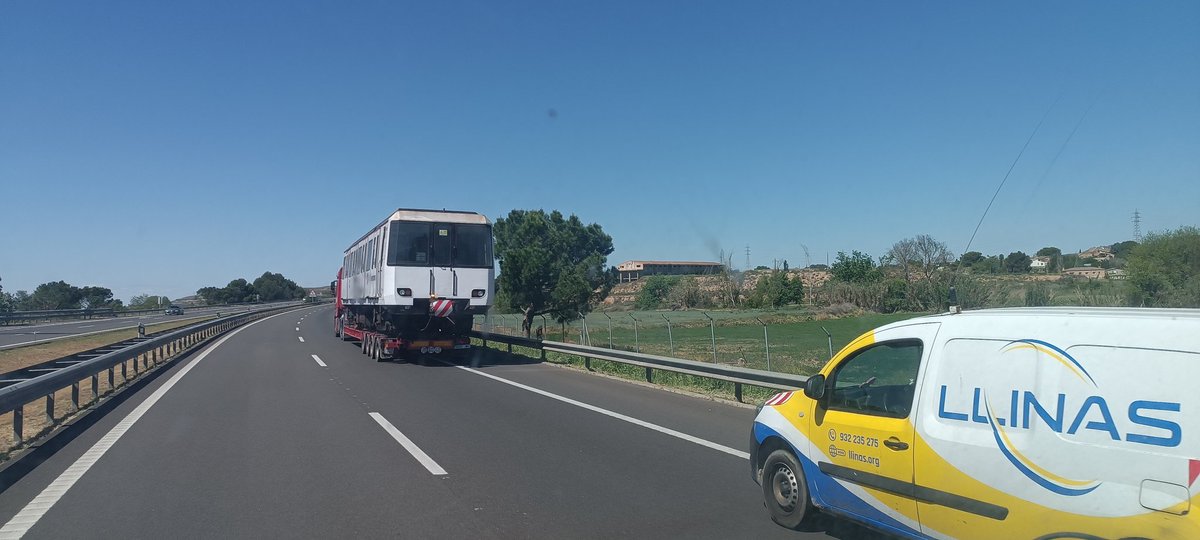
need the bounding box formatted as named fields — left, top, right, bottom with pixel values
left=430, top=225, right=452, bottom=266
left=827, top=340, right=922, bottom=418
left=454, top=224, right=493, bottom=267
left=388, top=222, right=430, bottom=265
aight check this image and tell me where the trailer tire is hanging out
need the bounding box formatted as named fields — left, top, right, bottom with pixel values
left=375, top=338, right=388, bottom=362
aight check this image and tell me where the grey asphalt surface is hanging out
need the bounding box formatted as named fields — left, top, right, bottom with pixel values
left=0, top=305, right=883, bottom=539
left=0, top=305, right=278, bottom=349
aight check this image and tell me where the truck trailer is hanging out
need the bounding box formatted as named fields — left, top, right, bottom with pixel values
left=332, top=208, right=494, bottom=361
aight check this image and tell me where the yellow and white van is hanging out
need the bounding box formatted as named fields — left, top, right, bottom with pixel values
left=750, top=307, right=1200, bottom=539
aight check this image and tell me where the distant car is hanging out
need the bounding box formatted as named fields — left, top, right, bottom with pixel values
left=164, top=305, right=184, bottom=315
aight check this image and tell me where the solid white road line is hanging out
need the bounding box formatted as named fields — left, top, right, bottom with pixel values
left=311, top=354, right=327, bottom=367
left=368, top=412, right=448, bottom=475
left=77, top=325, right=93, bottom=329
left=0, top=310, right=294, bottom=540
left=451, top=365, right=750, bottom=460
left=298, top=336, right=305, bottom=343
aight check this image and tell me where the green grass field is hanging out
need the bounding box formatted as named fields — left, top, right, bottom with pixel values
left=478, top=308, right=925, bottom=376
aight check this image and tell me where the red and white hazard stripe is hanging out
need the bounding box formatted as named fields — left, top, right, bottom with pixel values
left=431, top=299, right=454, bottom=318
left=765, top=391, right=793, bottom=407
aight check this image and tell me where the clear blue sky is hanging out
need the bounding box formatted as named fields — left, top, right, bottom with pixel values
left=2, top=1, right=1197, bottom=302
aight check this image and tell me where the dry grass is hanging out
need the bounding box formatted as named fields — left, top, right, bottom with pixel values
left=0, top=316, right=215, bottom=457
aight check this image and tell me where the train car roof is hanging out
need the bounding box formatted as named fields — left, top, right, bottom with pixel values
left=345, top=208, right=490, bottom=251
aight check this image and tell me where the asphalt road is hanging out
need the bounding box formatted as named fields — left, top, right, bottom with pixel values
left=0, top=305, right=273, bottom=350
left=0, top=305, right=883, bottom=539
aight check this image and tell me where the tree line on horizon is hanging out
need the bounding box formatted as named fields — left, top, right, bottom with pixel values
left=0, top=271, right=309, bottom=314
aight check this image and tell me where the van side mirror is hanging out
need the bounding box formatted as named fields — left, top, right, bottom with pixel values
left=804, top=374, right=826, bottom=400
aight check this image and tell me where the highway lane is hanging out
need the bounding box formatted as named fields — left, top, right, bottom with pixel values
left=0, top=305, right=275, bottom=350
left=0, top=305, right=881, bottom=539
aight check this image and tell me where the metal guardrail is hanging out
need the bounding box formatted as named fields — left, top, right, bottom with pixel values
left=470, top=330, right=807, bottom=402
left=0, top=304, right=302, bottom=448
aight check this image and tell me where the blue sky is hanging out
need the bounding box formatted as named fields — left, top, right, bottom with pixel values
left=2, top=1, right=1197, bottom=302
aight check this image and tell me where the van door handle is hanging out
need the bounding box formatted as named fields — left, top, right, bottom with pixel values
left=883, top=437, right=908, bottom=451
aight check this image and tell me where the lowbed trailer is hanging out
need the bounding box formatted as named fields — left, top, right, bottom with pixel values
left=337, top=324, right=472, bottom=362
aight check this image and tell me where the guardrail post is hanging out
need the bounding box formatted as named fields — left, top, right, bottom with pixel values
left=12, top=408, right=23, bottom=446
left=121, top=360, right=128, bottom=382
left=628, top=314, right=640, bottom=353
left=585, top=355, right=592, bottom=370
left=45, top=394, right=54, bottom=424
left=540, top=348, right=546, bottom=361
left=507, top=342, right=512, bottom=353
left=702, top=312, right=717, bottom=363
left=661, top=314, right=673, bottom=355
left=601, top=312, right=613, bottom=349
left=645, top=367, right=653, bottom=383
left=108, top=367, right=115, bottom=394
left=132, top=355, right=139, bottom=376
left=91, top=374, right=99, bottom=403
left=735, top=382, right=743, bottom=403
left=71, top=382, right=80, bottom=412
left=756, top=318, right=770, bottom=371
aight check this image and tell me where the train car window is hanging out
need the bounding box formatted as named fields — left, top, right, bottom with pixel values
left=454, top=225, right=493, bottom=267
left=388, top=221, right=431, bottom=266
left=431, top=224, right=452, bottom=266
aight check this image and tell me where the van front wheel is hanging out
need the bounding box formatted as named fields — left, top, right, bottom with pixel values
left=762, top=449, right=813, bottom=530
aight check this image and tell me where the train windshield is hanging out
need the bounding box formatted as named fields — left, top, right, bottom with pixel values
left=388, top=222, right=431, bottom=265
left=454, top=224, right=493, bottom=267
left=387, top=221, right=493, bottom=267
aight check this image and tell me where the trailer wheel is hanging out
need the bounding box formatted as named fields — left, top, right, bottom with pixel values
left=361, top=334, right=369, bottom=355
left=375, top=338, right=388, bottom=362
left=762, top=449, right=814, bottom=530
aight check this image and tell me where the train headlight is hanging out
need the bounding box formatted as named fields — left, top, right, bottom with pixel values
left=471, top=289, right=486, bottom=298
left=397, top=288, right=412, bottom=297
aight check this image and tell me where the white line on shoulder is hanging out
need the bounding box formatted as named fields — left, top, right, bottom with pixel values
left=449, top=364, right=749, bottom=460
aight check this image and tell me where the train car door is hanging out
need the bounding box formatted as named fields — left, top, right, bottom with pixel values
left=430, top=223, right=456, bottom=298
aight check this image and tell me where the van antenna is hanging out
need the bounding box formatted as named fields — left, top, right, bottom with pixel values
left=950, top=98, right=1058, bottom=313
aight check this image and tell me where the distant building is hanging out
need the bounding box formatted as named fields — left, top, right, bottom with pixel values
left=617, top=260, right=723, bottom=282
left=1078, top=246, right=1115, bottom=261
left=1106, top=268, right=1127, bottom=280
left=1063, top=266, right=1106, bottom=279
left=1029, top=256, right=1051, bottom=271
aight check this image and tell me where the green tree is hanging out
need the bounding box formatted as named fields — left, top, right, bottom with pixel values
left=1126, top=227, right=1200, bottom=307
left=635, top=275, right=678, bottom=310
left=78, top=286, right=117, bottom=309
left=1111, top=240, right=1139, bottom=258
left=493, top=210, right=614, bottom=335
left=252, top=272, right=305, bottom=301
left=0, top=277, right=12, bottom=313
left=222, top=278, right=257, bottom=303
left=666, top=276, right=705, bottom=310
left=959, top=251, right=985, bottom=267
left=196, top=287, right=224, bottom=304
left=1036, top=246, right=1061, bottom=257
left=28, top=281, right=84, bottom=310
left=830, top=251, right=882, bottom=284
left=1004, top=252, right=1031, bottom=273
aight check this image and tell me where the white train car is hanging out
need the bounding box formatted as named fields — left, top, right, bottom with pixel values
left=335, top=208, right=493, bottom=342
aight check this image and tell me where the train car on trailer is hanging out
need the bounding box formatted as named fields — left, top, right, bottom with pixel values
left=332, top=208, right=494, bottom=360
